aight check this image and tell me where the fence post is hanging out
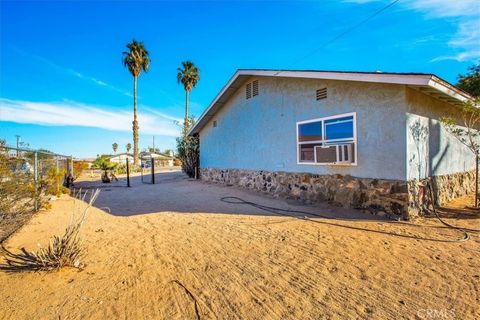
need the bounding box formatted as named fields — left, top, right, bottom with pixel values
left=34, top=151, right=39, bottom=211
left=476, top=155, right=479, bottom=208
left=70, top=156, right=74, bottom=177
left=56, top=158, right=60, bottom=194
left=151, top=155, right=155, bottom=184
left=126, top=158, right=131, bottom=187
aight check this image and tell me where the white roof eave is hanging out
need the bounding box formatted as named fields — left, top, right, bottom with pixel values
left=188, top=70, right=472, bottom=135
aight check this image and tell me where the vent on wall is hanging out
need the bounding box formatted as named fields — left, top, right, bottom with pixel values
left=246, top=80, right=259, bottom=99
left=252, top=80, right=259, bottom=97
left=316, top=88, right=327, bottom=100
left=213, top=120, right=217, bottom=127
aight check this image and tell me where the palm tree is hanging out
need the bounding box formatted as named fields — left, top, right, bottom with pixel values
left=112, top=142, right=118, bottom=154
left=122, top=39, right=150, bottom=164
left=177, top=61, right=200, bottom=133
left=126, top=143, right=132, bottom=154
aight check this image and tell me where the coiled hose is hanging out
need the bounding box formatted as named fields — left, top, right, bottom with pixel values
left=220, top=196, right=472, bottom=243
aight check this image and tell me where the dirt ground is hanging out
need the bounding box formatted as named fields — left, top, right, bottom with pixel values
left=0, top=211, right=34, bottom=243
left=1, top=172, right=479, bottom=319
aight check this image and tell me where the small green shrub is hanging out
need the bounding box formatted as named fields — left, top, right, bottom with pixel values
left=176, top=116, right=199, bottom=178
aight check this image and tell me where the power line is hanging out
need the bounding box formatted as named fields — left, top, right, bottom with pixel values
left=282, top=0, right=401, bottom=71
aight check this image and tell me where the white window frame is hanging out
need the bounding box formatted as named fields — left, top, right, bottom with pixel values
left=296, top=112, right=357, bottom=166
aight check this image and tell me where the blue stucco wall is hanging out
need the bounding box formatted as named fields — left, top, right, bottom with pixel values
left=198, top=76, right=408, bottom=181
left=405, top=87, right=475, bottom=180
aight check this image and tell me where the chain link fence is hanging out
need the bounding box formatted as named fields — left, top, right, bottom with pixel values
left=0, top=145, right=73, bottom=214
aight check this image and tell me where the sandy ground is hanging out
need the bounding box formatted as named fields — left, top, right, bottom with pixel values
left=1, top=172, right=479, bottom=319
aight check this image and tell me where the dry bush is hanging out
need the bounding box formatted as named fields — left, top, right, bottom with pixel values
left=0, top=154, right=37, bottom=217
left=42, top=167, right=70, bottom=197
left=0, top=153, right=71, bottom=220
left=1, top=189, right=100, bottom=272
left=73, top=160, right=89, bottom=180
left=3, top=222, right=84, bottom=271
left=176, top=117, right=199, bottom=178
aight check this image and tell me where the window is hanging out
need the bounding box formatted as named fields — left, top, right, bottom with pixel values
left=296, top=112, right=356, bottom=165
left=324, top=117, right=354, bottom=141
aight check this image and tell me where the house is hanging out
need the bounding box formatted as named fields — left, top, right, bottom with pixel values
left=109, top=153, right=134, bottom=164
left=189, top=69, right=475, bottom=219
left=140, top=152, right=175, bottom=167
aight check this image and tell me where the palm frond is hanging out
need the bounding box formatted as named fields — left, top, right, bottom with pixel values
left=177, top=60, right=200, bottom=91
left=122, top=39, right=150, bottom=77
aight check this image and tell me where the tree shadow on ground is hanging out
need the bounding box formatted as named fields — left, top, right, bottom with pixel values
left=74, top=171, right=389, bottom=221
left=434, top=207, right=480, bottom=220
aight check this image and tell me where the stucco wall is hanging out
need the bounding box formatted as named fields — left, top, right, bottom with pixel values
left=199, top=77, right=407, bottom=180
left=405, top=87, right=475, bottom=180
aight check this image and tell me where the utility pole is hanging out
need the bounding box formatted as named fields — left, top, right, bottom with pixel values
left=152, top=136, right=155, bottom=153
left=15, top=135, right=20, bottom=157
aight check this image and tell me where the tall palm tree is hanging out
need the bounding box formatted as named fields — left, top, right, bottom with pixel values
left=122, top=39, right=150, bottom=164
left=112, top=142, right=118, bottom=154
left=177, top=61, right=200, bottom=132
left=126, top=143, right=132, bottom=154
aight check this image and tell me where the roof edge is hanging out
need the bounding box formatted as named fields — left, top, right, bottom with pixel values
left=189, top=69, right=473, bottom=135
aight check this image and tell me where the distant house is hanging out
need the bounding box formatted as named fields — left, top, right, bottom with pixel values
left=109, top=153, right=134, bottom=164
left=189, top=69, right=475, bottom=219
left=140, top=151, right=175, bottom=167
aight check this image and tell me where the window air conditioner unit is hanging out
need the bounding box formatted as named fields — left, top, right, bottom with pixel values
left=315, top=144, right=354, bottom=164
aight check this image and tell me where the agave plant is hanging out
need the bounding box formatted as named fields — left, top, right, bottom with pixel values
left=1, top=189, right=100, bottom=272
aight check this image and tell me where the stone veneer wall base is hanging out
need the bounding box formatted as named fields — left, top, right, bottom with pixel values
left=200, top=168, right=409, bottom=219
left=408, top=170, right=475, bottom=217
left=201, top=168, right=475, bottom=220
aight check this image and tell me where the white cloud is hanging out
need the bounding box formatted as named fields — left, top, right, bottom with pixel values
left=0, top=98, right=182, bottom=137
left=66, top=68, right=132, bottom=97
left=11, top=46, right=133, bottom=97
left=406, top=0, right=478, bottom=18
left=344, top=0, right=480, bottom=62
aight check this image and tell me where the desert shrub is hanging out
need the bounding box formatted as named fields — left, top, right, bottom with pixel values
left=1, top=189, right=100, bottom=272
left=42, top=167, right=70, bottom=197
left=0, top=153, right=71, bottom=218
left=115, top=163, right=127, bottom=174
left=0, top=154, right=37, bottom=217
left=73, top=161, right=89, bottom=180
left=176, top=116, right=199, bottom=178
left=92, top=156, right=117, bottom=182
left=92, top=155, right=112, bottom=168
left=113, top=163, right=139, bottom=174
left=3, top=222, right=85, bottom=271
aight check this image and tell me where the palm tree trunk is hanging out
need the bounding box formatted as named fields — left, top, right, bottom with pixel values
left=184, top=89, right=189, bottom=135
left=133, top=76, right=139, bottom=165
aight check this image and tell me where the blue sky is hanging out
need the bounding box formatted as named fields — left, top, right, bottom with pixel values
left=0, top=0, right=479, bottom=158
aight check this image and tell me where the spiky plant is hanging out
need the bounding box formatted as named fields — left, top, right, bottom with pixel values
left=1, top=189, right=100, bottom=272
left=123, top=40, right=150, bottom=164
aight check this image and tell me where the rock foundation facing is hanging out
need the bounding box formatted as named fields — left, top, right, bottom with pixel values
left=200, top=168, right=409, bottom=219
left=408, top=170, right=475, bottom=217
left=201, top=168, right=475, bottom=220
